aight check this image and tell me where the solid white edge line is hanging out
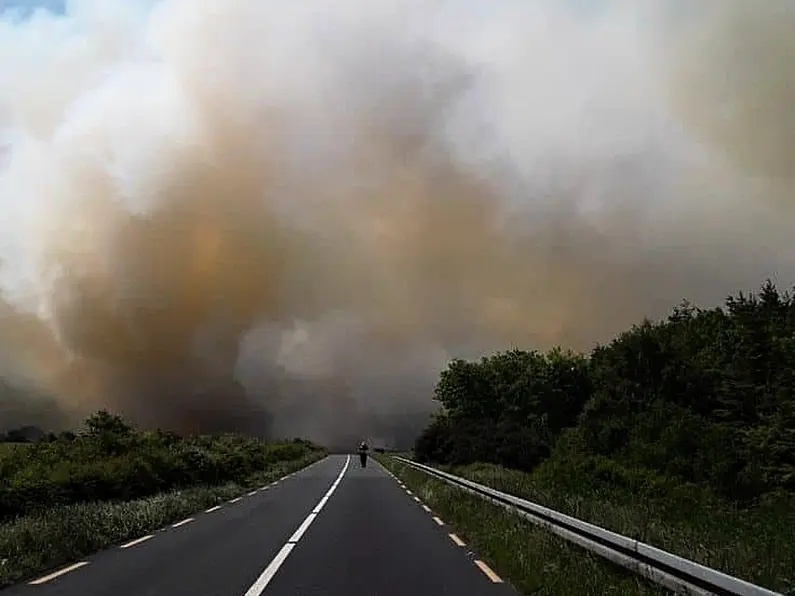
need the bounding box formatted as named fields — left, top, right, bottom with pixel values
left=29, top=562, right=89, bottom=585
left=243, top=456, right=350, bottom=596
left=120, top=534, right=155, bottom=549
left=229, top=497, right=242, bottom=503
left=248, top=490, right=257, bottom=496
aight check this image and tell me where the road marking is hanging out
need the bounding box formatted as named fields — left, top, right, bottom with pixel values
left=248, top=490, right=257, bottom=496
left=413, top=496, right=421, bottom=502
left=205, top=505, right=222, bottom=513
left=29, top=562, right=89, bottom=585
left=312, top=495, right=330, bottom=514
left=288, top=513, right=317, bottom=543
left=475, top=560, right=503, bottom=583
left=120, top=535, right=154, bottom=549
left=406, top=489, right=413, bottom=495
left=449, top=533, right=466, bottom=547
left=244, top=456, right=350, bottom=596
left=172, top=517, right=194, bottom=528
left=229, top=497, right=242, bottom=504
left=433, top=516, right=444, bottom=526
left=422, top=504, right=432, bottom=513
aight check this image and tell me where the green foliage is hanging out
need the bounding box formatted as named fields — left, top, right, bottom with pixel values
left=415, top=280, right=795, bottom=503
left=0, top=451, right=324, bottom=589
left=419, top=347, right=591, bottom=472
left=0, top=412, right=323, bottom=522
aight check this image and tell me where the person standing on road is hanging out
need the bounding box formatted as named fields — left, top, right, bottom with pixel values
left=358, top=440, right=369, bottom=468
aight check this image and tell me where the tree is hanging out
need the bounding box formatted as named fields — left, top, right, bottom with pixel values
left=82, top=410, right=134, bottom=454
left=414, top=281, right=795, bottom=501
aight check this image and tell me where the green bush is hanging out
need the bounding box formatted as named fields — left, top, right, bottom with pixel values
left=0, top=411, right=323, bottom=522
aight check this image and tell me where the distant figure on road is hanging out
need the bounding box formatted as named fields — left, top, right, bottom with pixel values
left=358, top=441, right=369, bottom=468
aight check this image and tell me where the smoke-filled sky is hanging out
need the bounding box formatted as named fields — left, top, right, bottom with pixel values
left=0, top=0, right=794, bottom=445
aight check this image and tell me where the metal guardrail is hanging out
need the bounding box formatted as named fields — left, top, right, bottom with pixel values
left=393, top=456, right=784, bottom=596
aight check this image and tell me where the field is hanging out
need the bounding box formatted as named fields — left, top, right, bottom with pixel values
left=0, top=443, right=29, bottom=456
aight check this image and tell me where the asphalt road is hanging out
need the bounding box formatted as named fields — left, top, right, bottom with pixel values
left=3, top=455, right=517, bottom=596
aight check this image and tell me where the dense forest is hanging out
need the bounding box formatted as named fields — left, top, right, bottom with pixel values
left=415, top=280, right=795, bottom=503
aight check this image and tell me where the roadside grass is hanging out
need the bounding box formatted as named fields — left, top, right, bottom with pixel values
left=434, top=461, right=794, bottom=595
left=376, top=456, right=669, bottom=596
left=0, top=450, right=325, bottom=589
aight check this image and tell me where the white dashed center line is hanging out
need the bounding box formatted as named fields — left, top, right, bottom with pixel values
left=243, top=456, right=350, bottom=596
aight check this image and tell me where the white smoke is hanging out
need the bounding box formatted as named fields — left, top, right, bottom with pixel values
left=0, top=0, right=793, bottom=444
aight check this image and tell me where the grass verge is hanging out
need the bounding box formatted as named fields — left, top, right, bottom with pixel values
left=376, top=455, right=669, bottom=596
left=432, top=461, right=794, bottom=595
left=0, top=450, right=325, bottom=589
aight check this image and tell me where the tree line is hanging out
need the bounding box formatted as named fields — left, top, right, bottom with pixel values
left=415, top=280, right=795, bottom=503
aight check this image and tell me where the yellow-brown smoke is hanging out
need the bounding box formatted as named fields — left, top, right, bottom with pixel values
left=0, top=0, right=793, bottom=444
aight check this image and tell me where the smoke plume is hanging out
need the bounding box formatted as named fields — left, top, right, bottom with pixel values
left=0, top=0, right=793, bottom=445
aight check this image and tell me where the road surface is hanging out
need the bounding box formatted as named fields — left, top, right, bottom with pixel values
left=3, top=455, right=517, bottom=596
